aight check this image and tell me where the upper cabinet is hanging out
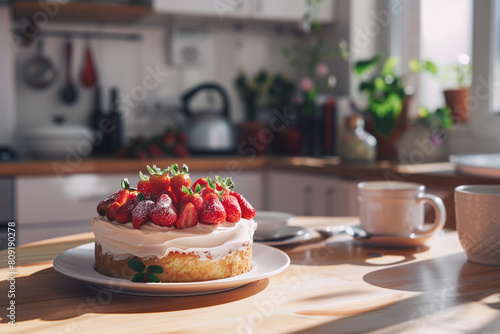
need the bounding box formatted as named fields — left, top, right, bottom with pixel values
left=153, top=0, right=335, bottom=23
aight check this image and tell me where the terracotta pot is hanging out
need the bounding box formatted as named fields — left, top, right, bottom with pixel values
left=444, top=88, right=469, bottom=123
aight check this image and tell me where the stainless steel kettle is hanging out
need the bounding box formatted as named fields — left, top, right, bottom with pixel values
left=181, top=83, right=235, bottom=154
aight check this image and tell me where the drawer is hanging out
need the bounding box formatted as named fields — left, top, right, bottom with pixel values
left=16, top=173, right=139, bottom=224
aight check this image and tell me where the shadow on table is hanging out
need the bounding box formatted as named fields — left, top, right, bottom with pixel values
left=290, top=253, right=500, bottom=333
left=282, top=239, right=429, bottom=267
left=0, top=267, right=268, bottom=324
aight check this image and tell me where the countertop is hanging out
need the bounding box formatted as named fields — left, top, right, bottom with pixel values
left=3, top=155, right=500, bottom=189
left=2, top=217, right=500, bottom=333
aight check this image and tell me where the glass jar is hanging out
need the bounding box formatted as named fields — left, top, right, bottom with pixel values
left=339, top=115, right=377, bottom=162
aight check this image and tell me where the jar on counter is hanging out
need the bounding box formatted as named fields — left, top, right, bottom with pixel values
left=339, top=115, right=377, bottom=162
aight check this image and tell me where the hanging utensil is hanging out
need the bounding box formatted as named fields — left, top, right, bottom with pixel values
left=23, top=37, right=57, bottom=89
left=59, top=38, right=78, bottom=105
left=80, top=37, right=97, bottom=88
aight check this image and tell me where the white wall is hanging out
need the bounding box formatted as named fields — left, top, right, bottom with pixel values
left=0, top=6, right=16, bottom=147
left=13, top=22, right=295, bottom=155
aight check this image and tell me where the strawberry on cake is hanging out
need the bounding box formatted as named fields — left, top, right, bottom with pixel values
left=93, top=163, right=257, bottom=282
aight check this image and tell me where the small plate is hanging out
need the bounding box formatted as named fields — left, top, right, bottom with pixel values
left=254, top=226, right=316, bottom=246
left=452, top=153, right=500, bottom=178
left=349, top=225, right=434, bottom=248
left=53, top=243, right=290, bottom=296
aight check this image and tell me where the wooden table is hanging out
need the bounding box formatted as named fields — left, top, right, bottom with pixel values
left=2, top=217, right=500, bottom=334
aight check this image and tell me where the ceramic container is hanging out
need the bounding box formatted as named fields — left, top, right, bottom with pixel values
left=455, top=185, right=500, bottom=266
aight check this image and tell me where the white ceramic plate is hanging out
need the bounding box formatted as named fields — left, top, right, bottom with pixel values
left=452, top=153, right=500, bottom=178
left=254, top=211, right=294, bottom=238
left=53, top=243, right=290, bottom=296
left=254, top=226, right=318, bottom=246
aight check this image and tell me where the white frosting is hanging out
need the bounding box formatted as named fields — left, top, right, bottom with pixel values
left=92, top=217, right=257, bottom=261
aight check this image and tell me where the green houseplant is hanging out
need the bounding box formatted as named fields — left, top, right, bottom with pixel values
left=353, top=54, right=437, bottom=160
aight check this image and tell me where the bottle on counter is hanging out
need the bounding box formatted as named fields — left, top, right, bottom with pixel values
left=107, top=87, right=122, bottom=154
left=90, top=86, right=107, bottom=155
left=339, top=115, right=377, bottom=163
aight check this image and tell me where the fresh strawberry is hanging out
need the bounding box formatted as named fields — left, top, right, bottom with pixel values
left=147, top=165, right=170, bottom=194
left=221, top=194, right=241, bottom=223
left=97, top=191, right=119, bottom=215
left=175, top=203, right=198, bottom=229
left=137, top=171, right=154, bottom=199
left=105, top=202, right=121, bottom=221
left=115, top=198, right=140, bottom=224
left=191, top=177, right=208, bottom=192
left=200, top=187, right=215, bottom=197
left=132, top=199, right=154, bottom=229
left=150, top=193, right=178, bottom=227
left=162, top=131, right=176, bottom=147
left=199, top=193, right=226, bottom=224
left=153, top=189, right=180, bottom=208
left=169, top=163, right=191, bottom=204
left=231, top=191, right=255, bottom=219
left=180, top=185, right=204, bottom=213
left=177, top=132, right=188, bottom=144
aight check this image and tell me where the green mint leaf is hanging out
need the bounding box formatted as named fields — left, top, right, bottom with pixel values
left=137, top=192, right=146, bottom=201
left=131, top=272, right=146, bottom=282
left=144, top=273, right=162, bottom=283
left=147, top=265, right=165, bottom=274
left=127, top=258, right=146, bottom=272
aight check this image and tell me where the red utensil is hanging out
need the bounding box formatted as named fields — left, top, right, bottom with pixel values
left=81, top=39, right=97, bottom=88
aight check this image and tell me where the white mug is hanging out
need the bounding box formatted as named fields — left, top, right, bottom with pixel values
left=358, top=181, right=446, bottom=236
left=455, top=185, right=500, bottom=266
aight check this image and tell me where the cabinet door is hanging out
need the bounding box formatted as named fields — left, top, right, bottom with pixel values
left=252, top=0, right=334, bottom=22
left=154, top=0, right=249, bottom=18
left=16, top=173, right=140, bottom=225
left=267, top=170, right=352, bottom=216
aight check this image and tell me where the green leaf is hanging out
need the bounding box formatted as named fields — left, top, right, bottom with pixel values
left=139, top=171, right=149, bottom=181
left=408, top=59, right=420, bottom=72
left=144, top=273, right=162, bottom=283
left=181, top=185, right=192, bottom=194
left=354, top=54, right=382, bottom=76
left=381, top=57, right=399, bottom=77
left=225, top=177, right=235, bottom=190
left=127, top=258, right=146, bottom=272
left=207, top=177, right=216, bottom=190
left=147, top=165, right=156, bottom=175
left=147, top=265, right=165, bottom=274
left=182, top=164, right=189, bottom=174
left=171, top=163, right=179, bottom=174
left=131, top=272, right=146, bottom=282
left=121, top=178, right=130, bottom=190
left=194, top=184, right=202, bottom=193
left=215, top=175, right=223, bottom=184
left=137, top=192, right=146, bottom=201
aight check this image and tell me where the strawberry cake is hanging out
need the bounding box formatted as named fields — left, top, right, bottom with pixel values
left=93, top=163, right=257, bottom=283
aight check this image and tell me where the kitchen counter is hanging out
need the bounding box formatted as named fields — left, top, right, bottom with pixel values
left=2, top=155, right=499, bottom=188
left=2, top=216, right=500, bottom=333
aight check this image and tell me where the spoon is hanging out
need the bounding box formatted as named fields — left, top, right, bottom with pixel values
left=59, top=39, right=78, bottom=105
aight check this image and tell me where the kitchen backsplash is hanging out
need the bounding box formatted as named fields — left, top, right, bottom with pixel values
left=14, top=22, right=295, bottom=155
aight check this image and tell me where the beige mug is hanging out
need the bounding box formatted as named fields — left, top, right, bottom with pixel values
left=455, top=185, right=500, bottom=266
left=358, top=181, right=446, bottom=236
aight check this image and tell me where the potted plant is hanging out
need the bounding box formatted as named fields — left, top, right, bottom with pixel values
left=442, top=55, right=471, bottom=123
left=352, top=54, right=437, bottom=160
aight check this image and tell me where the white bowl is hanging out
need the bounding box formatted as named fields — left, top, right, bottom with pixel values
left=254, top=211, right=294, bottom=238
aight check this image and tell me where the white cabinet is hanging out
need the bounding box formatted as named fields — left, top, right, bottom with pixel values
left=266, top=170, right=358, bottom=216
left=153, top=0, right=335, bottom=22
left=154, top=0, right=249, bottom=19
left=251, top=0, right=334, bottom=22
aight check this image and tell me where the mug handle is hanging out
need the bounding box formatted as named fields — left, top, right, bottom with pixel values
left=414, top=194, right=446, bottom=236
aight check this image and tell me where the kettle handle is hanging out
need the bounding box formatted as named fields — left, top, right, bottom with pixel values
left=181, top=83, right=230, bottom=119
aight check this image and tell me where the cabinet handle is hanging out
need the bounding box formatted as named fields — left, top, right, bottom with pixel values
left=325, top=188, right=334, bottom=216
left=303, top=185, right=312, bottom=216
